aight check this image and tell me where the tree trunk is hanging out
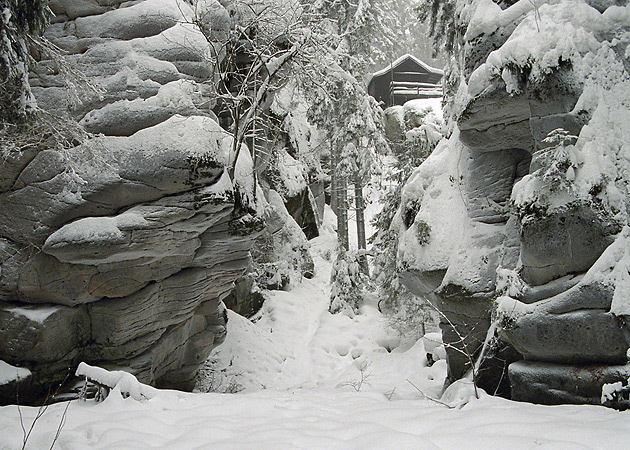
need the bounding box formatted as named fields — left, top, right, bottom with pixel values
left=354, top=174, right=369, bottom=274
left=337, top=175, right=349, bottom=251
left=330, top=141, right=339, bottom=216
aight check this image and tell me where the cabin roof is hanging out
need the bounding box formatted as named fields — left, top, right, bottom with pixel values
left=369, top=54, right=443, bottom=84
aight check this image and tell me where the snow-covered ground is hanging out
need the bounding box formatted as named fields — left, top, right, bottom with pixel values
left=195, top=206, right=441, bottom=397
left=1, top=206, right=629, bottom=449
left=3, top=385, right=629, bottom=450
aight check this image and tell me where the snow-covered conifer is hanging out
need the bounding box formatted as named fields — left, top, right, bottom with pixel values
left=0, top=0, right=50, bottom=123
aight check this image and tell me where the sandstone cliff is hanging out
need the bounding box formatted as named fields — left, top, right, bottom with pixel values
left=0, top=0, right=263, bottom=404
left=396, top=0, right=630, bottom=404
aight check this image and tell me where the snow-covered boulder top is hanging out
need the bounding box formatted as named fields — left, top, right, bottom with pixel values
left=33, top=0, right=222, bottom=136
left=0, top=0, right=264, bottom=405
left=459, top=0, right=630, bottom=281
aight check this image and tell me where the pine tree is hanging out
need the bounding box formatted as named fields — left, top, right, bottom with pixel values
left=414, top=0, right=476, bottom=128
left=298, top=0, right=387, bottom=310
left=306, top=72, right=385, bottom=249
left=415, top=0, right=462, bottom=56
left=303, top=0, right=386, bottom=245
left=369, top=0, right=445, bottom=70
left=329, top=246, right=366, bottom=315
left=0, top=0, right=50, bottom=124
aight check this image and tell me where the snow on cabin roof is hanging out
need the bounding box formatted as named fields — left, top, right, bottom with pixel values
left=369, top=54, right=444, bottom=81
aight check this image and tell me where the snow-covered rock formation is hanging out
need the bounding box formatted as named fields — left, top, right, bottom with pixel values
left=396, top=0, right=630, bottom=404
left=0, top=0, right=263, bottom=404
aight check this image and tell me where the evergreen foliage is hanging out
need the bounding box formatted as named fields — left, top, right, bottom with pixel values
left=302, top=0, right=388, bottom=213
left=415, top=0, right=466, bottom=56
left=369, top=140, right=429, bottom=308
left=0, top=0, right=50, bottom=123
left=299, top=0, right=388, bottom=312
left=303, top=0, right=378, bottom=73
left=329, top=246, right=367, bottom=315
left=6, top=0, right=50, bottom=35
left=370, top=104, right=443, bottom=330
left=306, top=77, right=386, bottom=188
left=305, top=0, right=445, bottom=74
left=370, top=0, right=444, bottom=70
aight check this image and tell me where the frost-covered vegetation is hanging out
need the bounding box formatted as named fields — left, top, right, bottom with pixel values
left=0, top=0, right=49, bottom=122
left=371, top=98, right=444, bottom=336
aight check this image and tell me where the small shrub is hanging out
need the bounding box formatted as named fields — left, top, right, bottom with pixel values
left=195, top=359, right=244, bottom=394
left=416, top=220, right=431, bottom=245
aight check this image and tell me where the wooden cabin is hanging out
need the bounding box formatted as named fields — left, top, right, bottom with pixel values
left=368, top=54, right=443, bottom=107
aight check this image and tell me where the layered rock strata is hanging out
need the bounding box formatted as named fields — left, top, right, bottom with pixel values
left=0, top=0, right=262, bottom=404
left=396, top=0, right=630, bottom=403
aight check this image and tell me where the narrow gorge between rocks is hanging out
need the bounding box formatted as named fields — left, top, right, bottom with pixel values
left=1, top=1, right=630, bottom=449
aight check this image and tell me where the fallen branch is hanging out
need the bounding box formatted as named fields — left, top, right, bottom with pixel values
left=406, top=379, right=454, bottom=409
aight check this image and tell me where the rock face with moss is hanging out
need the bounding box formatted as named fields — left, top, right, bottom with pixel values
left=0, top=0, right=263, bottom=404
left=396, top=0, right=630, bottom=404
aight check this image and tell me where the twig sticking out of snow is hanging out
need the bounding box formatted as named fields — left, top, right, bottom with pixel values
left=421, top=296, right=480, bottom=399
left=406, top=379, right=454, bottom=409
left=17, top=371, right=70, bottom=450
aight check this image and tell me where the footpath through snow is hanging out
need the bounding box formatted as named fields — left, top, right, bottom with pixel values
left=194, top=206, right=443, bottom=397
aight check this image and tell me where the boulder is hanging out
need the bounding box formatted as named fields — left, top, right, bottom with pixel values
left=254, top=190, right=314, bottom=284
left=265, top=89, right=326, bottom=239
left=89, top=266, right=234, bottom=359
left=18, top=253, right=101, bottom=305
left=0, top=302, right=90, bottom=364
left=397, top=136, right=524, bottom=391
left=0, top=143, right=42, bottom=194
left=221, top=186, right=316, bottom=318
left=32, top=0, right=221, bottom=123
left=0, top=115, right=232, bottom=246
left=79, top=80, right=210, bottom=136
left=264, top=147, right=321, bottom=240
left=222, top=274, right=266, bottom=318
left=73, top=0, right=182, bottom=40
left=48, top=0, right=124, bottom=21
left=383, top=106, right=405, bottom=144
left=0, top=361, right=33, bottom=406
left=0, top=302, right=90, bottom=395
left=0, top=240, right=28, bottom=301
left=499, top=292, right=628, bottom=365
left=526, top=65, right=583, bottom=119
left=498, top=226, right=630, bottom=402
left=499, top=228, right=630, bottom=363
left=458, top=82, right=533, bottom=153
left=0, top=126, right=258, bottom=402
left=152, top=301, right=228, bottom=390
left=519, top=203, right=621, bottom=286
left=309, top=180, right=326, bottom=227
left=466, top=148, right=531, bottom=224
left=509, top=361, right=630, bottom=405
